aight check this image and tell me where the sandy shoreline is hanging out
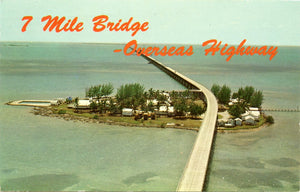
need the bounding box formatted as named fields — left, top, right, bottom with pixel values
left=217, top=123, right=270, bottom=133
left=31, top=107, right=269, bottom=134
left=31, top=107, right=199, bottom=132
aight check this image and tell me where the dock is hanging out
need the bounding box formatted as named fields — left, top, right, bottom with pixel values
left=139, top=54, right=218, bottom=191
left=262, top=108, right=299, bottom=112
left=6, top=100, right=58, bottom=107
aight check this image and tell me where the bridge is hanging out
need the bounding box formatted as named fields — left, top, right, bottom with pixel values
left=262, top=108, right=299, bottom=112
left=139, top=54, right=218, bottom=191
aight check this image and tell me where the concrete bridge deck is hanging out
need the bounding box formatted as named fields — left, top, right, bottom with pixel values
left=140, top=54, right=218, bottom=191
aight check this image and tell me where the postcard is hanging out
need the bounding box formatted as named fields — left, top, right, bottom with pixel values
left=0, top=0, right=299, bottom=191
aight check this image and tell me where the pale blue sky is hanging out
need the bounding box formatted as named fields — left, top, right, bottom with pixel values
left=0, top=0, right=299, bottom=45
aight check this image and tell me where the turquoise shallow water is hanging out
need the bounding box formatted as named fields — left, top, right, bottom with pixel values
left=0, top=107, right=196, bottom=191
left=0, top=42, right=299, bottom=191
left=156, top=46, right=300, bottom=191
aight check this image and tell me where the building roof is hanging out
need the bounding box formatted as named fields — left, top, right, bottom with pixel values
left=249, top=107, right=259, bottom=111
left=245, top=115, right=255, bottom=120
left=159, top=106, right=168, bottom=112
left=250, top=111, right=260, bottom=117
left=78, top=100, right=90, bottom=106
left=168, top=106, right=174, bottom=113
left=122, top=108, right=133, bottom=112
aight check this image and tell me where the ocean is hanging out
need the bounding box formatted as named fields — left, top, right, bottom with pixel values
left=0, top=42, right=299, bottom=191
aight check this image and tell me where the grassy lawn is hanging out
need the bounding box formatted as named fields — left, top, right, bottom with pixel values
left=52, top=104, right=201, bottom=130
left=217, top=114, right=223, bottom=119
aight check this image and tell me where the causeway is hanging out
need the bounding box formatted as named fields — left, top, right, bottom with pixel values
left=140, top=54, right=218, bottom=191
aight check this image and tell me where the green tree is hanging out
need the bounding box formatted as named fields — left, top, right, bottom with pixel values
left=86, top=83, right=114, bottom=101
left=74, top=97, right=79, bottom=112
left=116, top=83, right=145, bottom=108
left=217, top=85, right=231, bottom=105
left=108, top=98, right=117, bottom=114
left=228, top=103, right=244, bottom=118
left=148, top=88, right=155, bottom=99
left=157, top=92, right=167, bottom=106
left=244, top=86, right=255, bottom=103
left=174, top=98, right=188, bottom=116
left=86, top=83, right=114, bottom=114
left=182, top=90, right=191, bottom=98
left=231, top=92, right=239, bottom=99
left=101, top=83, right=114, bottom=96
left=266, top=115, right=274, bottom=124
left=89, top=101, right=98, bottom=112
left=250, top=90, right=263, bottom=107
left=189, top=103, right=205, bottom=118
left=237, top=87, right=245, bottom=100
left=145, top=101, right=155, bottom=112
left=211, top=84, right=221, bottom=97
left=85, top=85, right=97, bottom=98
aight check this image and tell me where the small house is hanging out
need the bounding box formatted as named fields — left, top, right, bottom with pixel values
left=55, top=98, right=65, bottom=104
left=235, top=118, right=242, bottom=126
left=77, top=100, right=91, bottom=109
left=217, top=119, right=225, bottom=127
left=168, top=106, right=174, bottom=114
left=158, top=105, right=168, bottom=115
left=231, top=98, right=239, bottom=104
left=147, top=99, right=158, bottom=106
left=225, top=119, right=235, bottom=127
left=249, top=107, right=259, bottom=111
left=229, top=98, right=239, bottom=106
left=50, top=100, right=59, bottom=106
left=249, top=111, right=260, bottom=120
left=241, top=111, right=249, bottom=120
left=245, top=116, right=255, bottom=125
left=122, top=108, right=134, bottom=116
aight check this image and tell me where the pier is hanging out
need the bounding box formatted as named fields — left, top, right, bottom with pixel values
left=262, top=108, right=299, bottom=112
left=6, top=100, right=58, bottom=107
left=140, top=54, right=218, bottom=191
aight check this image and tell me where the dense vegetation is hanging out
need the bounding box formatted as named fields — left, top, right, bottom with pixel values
left=211, top=84, right=265, bottom=118
left=81, top=83, right=206, bottom=118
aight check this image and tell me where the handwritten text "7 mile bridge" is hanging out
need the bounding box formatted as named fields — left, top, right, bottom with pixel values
left=21, top=15, right=278, bottom=61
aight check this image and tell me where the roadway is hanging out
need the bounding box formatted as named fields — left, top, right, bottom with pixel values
left=139, top=54, right=218, bottom=191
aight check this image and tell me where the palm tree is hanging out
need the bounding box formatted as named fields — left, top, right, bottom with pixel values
left=116, top=83, right=145, bottom=109
left=148, top=88, right=155, bottom=99
left=74, top=97, right=79, bottom=113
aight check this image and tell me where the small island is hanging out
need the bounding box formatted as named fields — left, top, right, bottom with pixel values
left=30, top=83, right=206, bottom=131
left=7, top=83, right=274, bottom=132
left=210, top=84, right=274, bottom=132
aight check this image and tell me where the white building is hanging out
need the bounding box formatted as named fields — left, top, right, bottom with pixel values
left=217, top=119, right=225, bottom=127
left=146, top=99, right=158, bottom=106
left=225, top=119, right=235, bottom=127
left=77, top=100, right=91, bottom=109
left=242, top=110, right=260, bottom=121
left=249, top=107, right=259, bottom=111
left=229, top=98, right=239, bottom=106
left=245, top=116, right=255, bottom=125
left=241, top=111, right=249, bottom=120
left=122, top=108, right=134, bottom=116
left=235, top=118, right=242, bottom=126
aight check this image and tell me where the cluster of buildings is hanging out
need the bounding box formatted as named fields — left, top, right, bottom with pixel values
left=68, top=92, right=177, bottom=117
left=123, top=92, right=176, bottom=117
left=218, top=107, right=261, bottom=127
